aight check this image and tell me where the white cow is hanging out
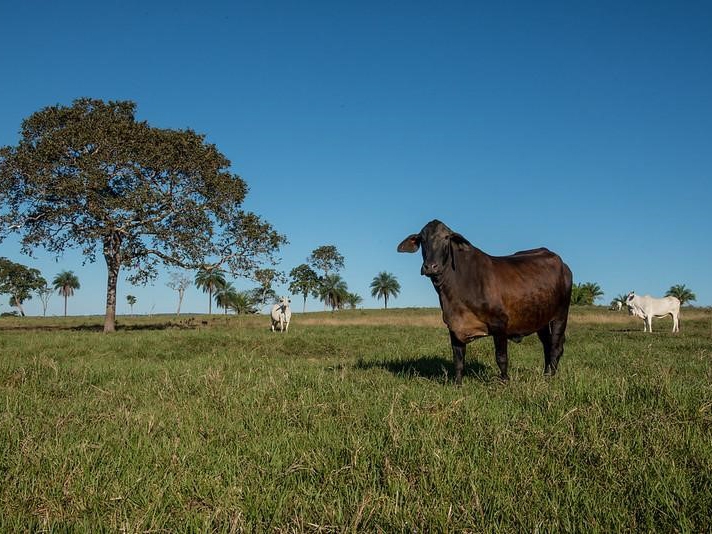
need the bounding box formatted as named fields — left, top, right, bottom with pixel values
left=270, top=296, right=292, bottom=332
left=625, top=291, right=680, bottom=333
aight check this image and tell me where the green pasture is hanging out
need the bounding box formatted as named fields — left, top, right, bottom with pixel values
left=1, top=308, right=711, bottom=531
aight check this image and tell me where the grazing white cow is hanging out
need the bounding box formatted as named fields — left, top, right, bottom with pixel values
left=270, top=297, right=292, bottom=332
left=625, top=291, right=680, bottom=333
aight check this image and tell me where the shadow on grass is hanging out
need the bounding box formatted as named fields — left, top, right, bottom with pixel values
left=355, top=355, right=491, bottom=384
left=0, top=321, right=197, bottom=333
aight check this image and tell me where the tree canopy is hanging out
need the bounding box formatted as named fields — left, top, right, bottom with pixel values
left=308, top=245, right=344, bottom=277
left=0, top=98, right=286, bottom=331
left=318, top=274, right=348, bottom=311
left=571, top=282, right=604, bottom=306
left=0, top=257, right=46, bottom=316
left=665, top=284, right=696, bottom=306
left=288, top=264, right=320, bottom=312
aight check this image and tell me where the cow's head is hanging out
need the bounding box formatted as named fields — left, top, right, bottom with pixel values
left=397, top=220, right=470, bottom=279
left=625, top=291, right=636, bottom=314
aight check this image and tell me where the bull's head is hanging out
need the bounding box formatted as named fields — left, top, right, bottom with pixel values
left=397, top=220, right=470, bottom=279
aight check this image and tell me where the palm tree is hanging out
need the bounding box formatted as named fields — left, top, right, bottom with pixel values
left=370, top=272, right=400, bottom=309
left=215, top=282, right=238, bottom=315
left=194, top=267, right=227, bottom=315
left=345, top=292, right=363, bottom=310
left=318, top=274, right=348, bottom=311
left=230, top=291, right=258, bottom=315
left=52, top=270, right=80, bottom=317
left=581, top=282, right=604, bottom=304
left=126, top=294, right=137, bottom=314
left=666, top=284, right=696, bottom=306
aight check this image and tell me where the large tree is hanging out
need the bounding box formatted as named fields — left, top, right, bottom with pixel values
left=0, top=98, right=286, bottom=331
left=288, top=264, right=320, bottom=312
left=0, top=257, right=46, bottom=316
left=52, top=270, right=80, bottom=317
left=666, top=284, right=696, bottom=306
left=370, top=271, right=400, bottom=309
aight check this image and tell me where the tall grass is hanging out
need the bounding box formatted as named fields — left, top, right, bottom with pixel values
left=1, top=308, right=711, bottom=531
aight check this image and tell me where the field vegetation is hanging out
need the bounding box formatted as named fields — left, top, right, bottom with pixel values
left=1, top=307, right=711, bottom=531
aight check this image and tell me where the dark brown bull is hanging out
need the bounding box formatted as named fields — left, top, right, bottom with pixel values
left=398, top=220, right=572, bottom=384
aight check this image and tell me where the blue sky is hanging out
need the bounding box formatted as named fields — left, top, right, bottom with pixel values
left=1, top=0, right=711, bottom=316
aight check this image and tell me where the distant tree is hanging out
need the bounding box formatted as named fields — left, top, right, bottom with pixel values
left=126, top=294, right=137, bottom=314
left=288, top=264, right=320, bottom=312
left=52, top=270, right=81, bottom=317
left=370, top=272, right=401, bottom=309
left=254, top=268, right=286, bottom=307
left=247, top=286, right=278, bottom=309
left=318, top=274, right=348, bottom=311
left=308, top=245, right=345, bottom=278
left=36, top=284, right=53, bottom=317
left=166, top=271, right=191, bottom=316
left=230, top=291, right=258, bottom=315
left=571, top=282, right=603, bottom=305
left=0, top=257, right=46, bottom=316
left=215, top=282, right=239, bottom=315
left=665, top=284, right=696, bottom=306
left=582, top=282, right=604, bottom=304
left=194, top=268, right=227, bottom=315
left=345, top=292, right=363, bottom=310
left=0, top=98, right=286, bottom=332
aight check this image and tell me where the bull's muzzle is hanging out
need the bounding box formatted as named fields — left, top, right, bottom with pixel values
left=421, top=263, right=441, bottom=277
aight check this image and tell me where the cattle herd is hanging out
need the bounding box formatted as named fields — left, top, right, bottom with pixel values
left=396, top=219, right=684, bottom=385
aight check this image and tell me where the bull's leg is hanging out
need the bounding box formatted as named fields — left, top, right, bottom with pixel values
left=646, top=316, right=653, bottom=333
left=493, top=335, right=509, bottom=381
left=672, top=312, right=679, bottom=333
left=537, top=325, right=553, bottom=375
left=548, top=315, right=568, bottom=376
left=449, top=330, right=466, bottom=386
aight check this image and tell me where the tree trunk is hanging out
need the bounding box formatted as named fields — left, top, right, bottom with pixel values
left=302, top=294, right=307, bottom=313
left=103, top=232, right=122, bottom=333
left=208, top=286, right=213, bottom=315
left=176, top=289, right=184, bottom=316
left=64, top=294, right=68, bottom=317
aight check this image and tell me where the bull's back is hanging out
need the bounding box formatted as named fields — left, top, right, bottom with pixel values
left=490, top=250, right=571, bottom=333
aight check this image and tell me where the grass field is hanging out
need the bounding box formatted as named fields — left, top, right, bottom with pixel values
left=1, top=307, right=711, bottom=532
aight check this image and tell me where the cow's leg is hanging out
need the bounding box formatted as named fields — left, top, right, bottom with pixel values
left=493, top=335, right=509, bottom=381
left=449, top=330, right=466, bottom=386
left=548, top=314, right=568, bottom=376
left=537, top=325, right=553, bottom=375
left=672, top=312, right=679, bottom=333
left=646, top=316, right=653, bottom=333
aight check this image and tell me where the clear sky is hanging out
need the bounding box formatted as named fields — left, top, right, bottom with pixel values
left=1, top=0, right=711, bottom=316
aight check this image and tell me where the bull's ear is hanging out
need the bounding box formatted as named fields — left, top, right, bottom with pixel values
left=397, top=234, right=420, bottom=253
